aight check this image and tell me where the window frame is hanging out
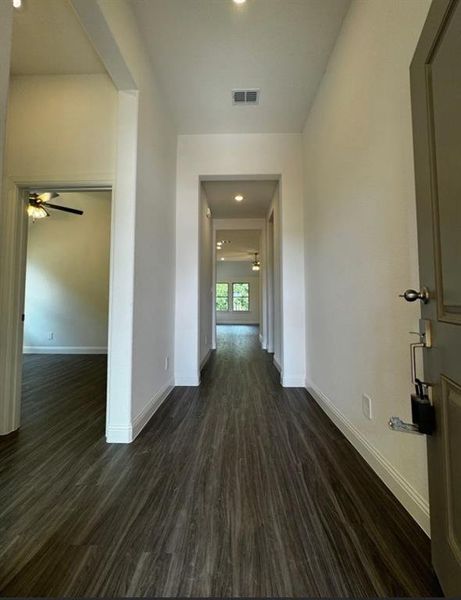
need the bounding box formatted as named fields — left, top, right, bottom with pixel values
left=232, top=282, right=250, bottom=312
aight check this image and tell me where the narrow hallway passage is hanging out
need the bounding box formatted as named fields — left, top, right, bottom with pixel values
left=0, top=327, right=440, bottom=597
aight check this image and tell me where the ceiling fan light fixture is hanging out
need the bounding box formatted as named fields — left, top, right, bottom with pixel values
left=27, top=204, right=48, bottom=220
left=27, top=190, right=84, bottom=217
left=252, top=252, right=260, bottom=271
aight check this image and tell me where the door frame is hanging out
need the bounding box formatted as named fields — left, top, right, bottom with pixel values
left=0, top=176, right=113, bottom=435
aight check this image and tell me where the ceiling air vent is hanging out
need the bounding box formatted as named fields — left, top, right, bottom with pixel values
left=232, top=89, right=260, bottom=105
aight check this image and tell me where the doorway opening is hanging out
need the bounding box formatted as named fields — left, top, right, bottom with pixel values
left=215, top=229, right=261, bottom=331
left=199, top=177, right=282, bottom=378
left=21, top=186, right=112, bottom=436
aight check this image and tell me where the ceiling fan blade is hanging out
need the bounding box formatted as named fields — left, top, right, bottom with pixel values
left=45, top=202, right=83, bottom=215
left=37, top=191, right=60, bottom=203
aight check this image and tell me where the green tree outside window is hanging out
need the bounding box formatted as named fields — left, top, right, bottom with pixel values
left=232, top=282, right=250, bottom=311
left=216, top=282, right=229, bottom=311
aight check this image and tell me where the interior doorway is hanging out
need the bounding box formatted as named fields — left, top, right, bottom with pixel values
left=20, top=186, right=112, bottom=434
left=215, top=229, right=262, bottom=336
left=198, top=177, right=282, bottom=379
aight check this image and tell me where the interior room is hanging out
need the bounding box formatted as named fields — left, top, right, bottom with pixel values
left=24, top=190, right=111, bottom=356
left=215, top=230, right=261, bottom=327
left=21, top=189, right=111, bottom=435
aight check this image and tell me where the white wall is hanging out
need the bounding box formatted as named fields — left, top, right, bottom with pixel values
left=94, top=0, right=177, bottom=440
left=216, top=261, right=260, bottom=325
left=6, top=74, right=116, bottom=179
left=24, top=191, right=111, bottom=354
left=302, top=0, right=431, bottom=532
left=175, top=134, right=305, bottom=387
left=199, top=184, right=213, bottom=366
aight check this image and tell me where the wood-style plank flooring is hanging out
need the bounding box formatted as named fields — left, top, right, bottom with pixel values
left=0, top=327, right=442, bottom=597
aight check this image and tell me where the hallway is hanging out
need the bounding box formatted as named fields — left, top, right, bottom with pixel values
left=0, top=327, right=440, bottom=597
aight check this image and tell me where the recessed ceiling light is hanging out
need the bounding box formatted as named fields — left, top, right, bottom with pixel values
left=235, top=195, right=244, bottom=202
left=233, top=0, right=246, bottom=4
left=12, top=0, right=22, bottom=7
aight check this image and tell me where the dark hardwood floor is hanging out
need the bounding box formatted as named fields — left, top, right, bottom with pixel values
left=0, top=327, right=442, bottom=597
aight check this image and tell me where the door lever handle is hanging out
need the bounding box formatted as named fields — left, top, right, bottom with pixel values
left=399, top=287, right=430, bottom=303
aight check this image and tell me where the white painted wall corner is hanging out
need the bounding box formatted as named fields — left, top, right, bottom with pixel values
left=259, top=332, right=267, bottom=350
left=106, top=378, right=174, bottom=443
left=282, top=374, right=306, bottom=388
left=200, top=349, right=212, bottom=370
left=175, top=374, right=200, bottom=387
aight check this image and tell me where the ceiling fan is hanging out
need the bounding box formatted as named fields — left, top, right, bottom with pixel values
left=27, top=192, right=84, bottom=220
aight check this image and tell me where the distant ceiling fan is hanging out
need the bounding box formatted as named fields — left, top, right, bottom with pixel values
left=27, top=191, right=84, bottom=220
left=251, top=252, right=260, bottom=272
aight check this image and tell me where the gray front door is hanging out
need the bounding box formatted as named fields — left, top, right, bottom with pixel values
left=410, top=0, right=461, bottom=595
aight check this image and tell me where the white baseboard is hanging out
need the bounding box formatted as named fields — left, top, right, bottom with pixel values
left=306, top=380, right=430, bottom=536
left=23, top=346, right=107, bottom=354
left=259, top=333, right=267, bottom=350
left=175, top=374, right=200, bottom=386
left=131, top=379, right=174, bottom=441
left=282, top=374, right=305, bottom=387
left=105, top=425, right=132, bottom=444
left=106, top=379, right=174, bottom=444
left=200, top=349, right=212, bottom=370
left=273, top=357, right=282, bottom=373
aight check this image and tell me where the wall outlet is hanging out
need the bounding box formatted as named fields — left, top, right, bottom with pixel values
left=362, top=393, right=373, bottom=420
left=164, top=355, right=169, bottom=371
left=48, top=332, right=54, bottom=341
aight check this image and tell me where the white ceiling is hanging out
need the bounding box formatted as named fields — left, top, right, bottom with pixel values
left=203, top=180, right=277, bottom=219
left=216, top=229, right=260, bottom=262
left=130, top=0, right=350, bottom=134
left=10, top=0, right=106, bottom=76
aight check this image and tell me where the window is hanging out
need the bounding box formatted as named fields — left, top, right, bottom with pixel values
left=216, top=282, right=229, bottom=311
left=232, top=282, right=250, bottom=312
